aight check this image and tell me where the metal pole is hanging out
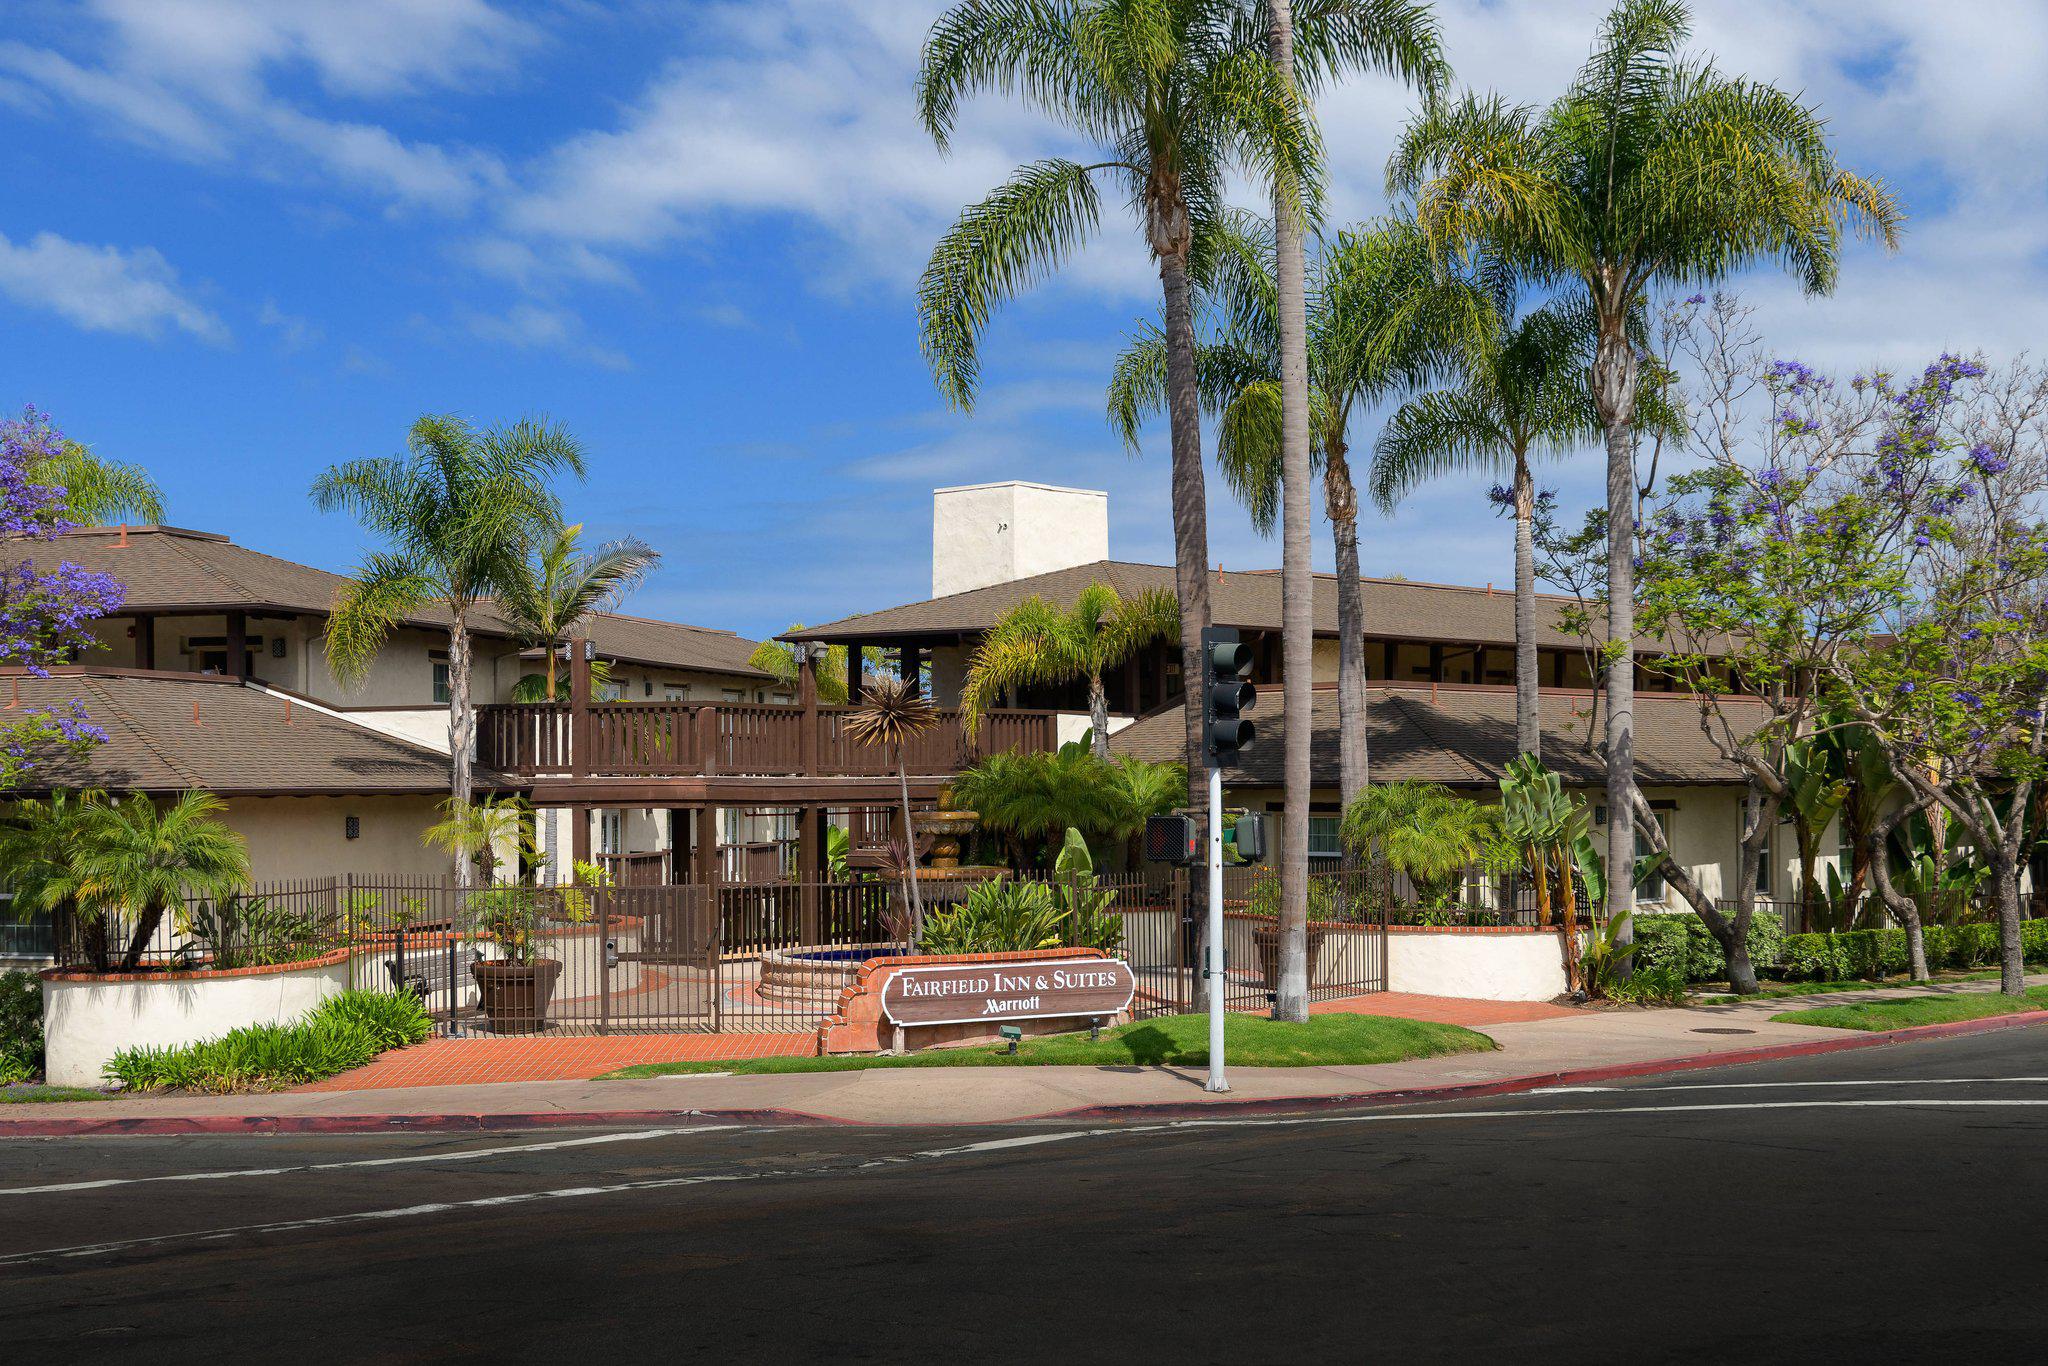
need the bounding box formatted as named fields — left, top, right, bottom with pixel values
left=1206, top=762, right=1228, bottom=1093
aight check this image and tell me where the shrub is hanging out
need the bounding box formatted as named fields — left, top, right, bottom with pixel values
left=1630, top=911, right=1784, bottom=983
left=1776, top=918, right=2048, bottom=981
left=103, top=989, right=430, bottom=1093
left=1, top=969, right=43, bottom=1083
left=918, top=880, right=1066, bottom=956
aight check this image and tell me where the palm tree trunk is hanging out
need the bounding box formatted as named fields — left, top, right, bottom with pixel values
left=449, top=613, right=476, bottom=890
left=1513, top=455, right=1539, bottom=759
left=1159, top=249, right=1212, bottom=815
left=1326, top=447, right=1368, bottom=808
left=117, top=900, right=167, bottom=973
left=1268, top=0, right=1311, bottom=1026
left=1591, top=306, right=1639, bottom=954
left=545, top=645, right=558, bottom=703
left=1088, top=674, right=1110, bottom=760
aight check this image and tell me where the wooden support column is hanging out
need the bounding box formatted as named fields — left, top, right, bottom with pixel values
left=900, top=645, right=922, bottom=696
left=133, top=614, right=156, bottom=670
left=691, top=808, right=720, bottom=883
left=225, top=610, right=249, bottom=680
left=845, top=639, right=862, bottom=703
left=797, top=804, right=823, bottom=942
left=568, top=636, right=591, bottom=777
left=570, top=804, right=592, bottom=867
left=798, top=646, right=819, bottom=776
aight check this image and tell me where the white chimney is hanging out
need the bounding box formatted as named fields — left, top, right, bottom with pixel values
left=932, top=481, right=1109, bottom=597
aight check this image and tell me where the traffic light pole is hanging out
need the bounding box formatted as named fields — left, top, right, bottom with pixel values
left=1205, top=761, right=1228, bottom=1093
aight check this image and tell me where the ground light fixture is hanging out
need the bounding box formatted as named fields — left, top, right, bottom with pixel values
left=999, top=1025, right=1022, bottom=1055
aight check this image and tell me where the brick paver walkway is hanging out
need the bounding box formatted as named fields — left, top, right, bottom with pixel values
left=297, top=1033, right=814, bottom=1092
left=1311, top=991, right=1582, bottom=1026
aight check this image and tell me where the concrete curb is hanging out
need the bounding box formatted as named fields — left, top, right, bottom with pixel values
left=7, top=1008, right=2045, bottom=1138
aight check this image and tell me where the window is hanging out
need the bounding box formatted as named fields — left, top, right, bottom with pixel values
left=430, top=654, right=451, bottom=704
left=1634, top=809, right=1672, bottom=903
left=1756, top=822, right=1777, bottom=898
left=597, top=680, right=625, bottom=701
left=771, top=691, right=795, bottom=704
left=186, top=635, right=263, bottom=676
left=722, top=688, right=746, bottom=702
left=664, top=684, right=690, bottom=702
left=1308, top=815, right=1342, bottom=860
left=598, top=811, right=623, bottom=857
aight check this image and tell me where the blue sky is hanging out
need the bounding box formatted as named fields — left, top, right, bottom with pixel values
left=4, top=1, right=2044, bottom=641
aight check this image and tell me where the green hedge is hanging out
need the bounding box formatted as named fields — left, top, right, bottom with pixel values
left=103, top=989, right=430, bottom=1094
left=1778, top=918, right=2048, bottom=982
left=1630, top=911, right=1785, bottom=983
left=1, top=970, right=42, bottom=1084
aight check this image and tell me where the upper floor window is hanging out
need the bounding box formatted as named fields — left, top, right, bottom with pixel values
left=430, top=654, right=451, bottom=704
left=1308, top=814, right=1343, bottom=860
left=664, top=684, right=690, bottom=702
left=1634, top=809, right=1672, bottom=902
left=722, top=688, right=746, bottom=702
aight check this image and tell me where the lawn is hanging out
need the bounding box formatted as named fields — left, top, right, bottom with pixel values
left=600, top=1011, right=1498, bottom=1078
left=1, top=1084, right=104, bottom=1104
left=1771, top=985, right=2048, bottom=1032
left=1698, top=970, right=1999, bottom=1005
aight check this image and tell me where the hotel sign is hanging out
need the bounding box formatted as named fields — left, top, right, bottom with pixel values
left=881, top=958, right=1136, bottom=1028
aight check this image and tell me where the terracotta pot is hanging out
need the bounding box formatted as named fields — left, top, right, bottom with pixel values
left=471, top=957, right=564, bottom=1034
left=1251, top=924, right=1329, bottom=995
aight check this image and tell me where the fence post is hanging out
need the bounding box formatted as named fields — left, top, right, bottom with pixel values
left=706, top=871, right=723, bottom=1033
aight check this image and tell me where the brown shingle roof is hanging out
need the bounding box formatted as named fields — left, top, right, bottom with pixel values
left=1106, top=683, right=1749, bottom=788
left=785, top=560, right=1614, bottom=651
left=23, top=526, right=769, bottom=679
left=4, top=670, right=491, bottom=795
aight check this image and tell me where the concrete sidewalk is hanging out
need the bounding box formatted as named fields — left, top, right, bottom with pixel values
left=9, top=976, right=2041, bottom=1132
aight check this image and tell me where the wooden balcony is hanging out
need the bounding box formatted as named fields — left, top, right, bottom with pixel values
left=476, top=699, right=1057, bottom=781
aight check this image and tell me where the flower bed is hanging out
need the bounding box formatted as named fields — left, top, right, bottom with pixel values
left=40, top=949, right=353, bottom=1087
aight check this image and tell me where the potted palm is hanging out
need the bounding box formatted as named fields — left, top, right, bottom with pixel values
left=467, top=874, right=598, bottom=1034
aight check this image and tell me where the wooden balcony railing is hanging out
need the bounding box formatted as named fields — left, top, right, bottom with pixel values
left=476, top=699, right=1058, bottom=780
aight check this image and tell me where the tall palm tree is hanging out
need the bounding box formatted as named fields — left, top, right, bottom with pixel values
left=1370, top=302, right=1600, bottom=757
left=313, top=414, right=585, bottom=883
left=916, top=0, right=1318, bottom=813
left=1390, top=0, right=1901, bottom=928
left=76, top=791, right=251, bottom=972
left=0, top=790, right=105, bottom=967
left=1111, top=211, right=1491, bottom=802
left=845, top=678, right=941, bottom=928
left=1260, top=0, right=1445, bottom=1023
left=33, top=439, right=166, bottom=525
left=959, top=583, right=1180, bottom=757
left=500, top=522, right=659, bottom=702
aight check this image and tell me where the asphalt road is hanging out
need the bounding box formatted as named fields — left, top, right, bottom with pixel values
left=3, top=1026, right=2046, bottom=1364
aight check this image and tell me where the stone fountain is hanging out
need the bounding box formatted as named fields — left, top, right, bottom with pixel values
left=909, top=790, right=1007, bottom=896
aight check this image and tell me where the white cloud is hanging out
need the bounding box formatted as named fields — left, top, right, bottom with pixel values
left=257, top=298, right=322, bottom=351
left=0, top=231, right=228, bottom=343
left=458, top=302, right=631, bottom=371
left=0, top=0, right=531, bottom=213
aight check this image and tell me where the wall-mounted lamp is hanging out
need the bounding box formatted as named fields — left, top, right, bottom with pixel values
left=344, top=815, right=361, bottom=841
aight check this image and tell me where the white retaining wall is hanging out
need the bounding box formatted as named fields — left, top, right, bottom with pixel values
left=1386, top=928, right=1570, bottom=1001
left=41, top=955, right=352, bottom=1088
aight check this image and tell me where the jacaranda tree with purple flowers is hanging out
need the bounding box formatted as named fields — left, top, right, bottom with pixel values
left=0, top=407, right=125, bottom=790
left=1817, top=353, right=2048, bottom=996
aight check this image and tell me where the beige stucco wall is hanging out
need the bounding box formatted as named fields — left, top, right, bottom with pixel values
left=932, top=481, right=1109, bottom=597
left=221, top=795, right=449, bottom=882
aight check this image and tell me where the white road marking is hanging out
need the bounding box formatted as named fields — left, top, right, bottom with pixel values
left=0, top=1127, right=738, bottom=1197
left=7, top=1096, right=2047, bottom=1267
left=1537, top=1077, right=2048, bottom=1096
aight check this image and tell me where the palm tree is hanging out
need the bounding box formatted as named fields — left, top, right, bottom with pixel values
left=1262, top=0, right=1445, bottom=1024
left=0, top=790, right=105, bottom=968
left=845, top=678, right=941, bottom=928
left=75, top=791, right=251, bottom=972
left=312, top=414, right=585, bottom=884
left=500, top=522, right=659, bottom=702
left=916, top=0, right=1318, bottom=813
left=1370, top=302, right=1600, bottom=757
left=1340, top=780, right=1501, bottom=908
left=1111, top=211, right=1491, bottom=803
left=422, top=795, right=536, bottom=884
left=32, top=439, right=166, bottom=525
left=1390, top=0, right=1902, bottom=928
left=959, top=583, right=1179, bottom=757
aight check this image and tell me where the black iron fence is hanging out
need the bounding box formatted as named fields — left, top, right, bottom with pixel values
left=41, top=867, right=1390, bottom=1035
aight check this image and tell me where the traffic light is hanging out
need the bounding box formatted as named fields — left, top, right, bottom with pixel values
left=1200, top=625, right=1255, bottom=768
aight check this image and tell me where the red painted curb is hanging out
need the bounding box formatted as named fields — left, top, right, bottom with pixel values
left=6, top=1008, right=2044, bottom=1138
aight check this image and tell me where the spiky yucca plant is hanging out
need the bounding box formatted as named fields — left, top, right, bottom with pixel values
left=845, top=678, right=941, bottom=927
